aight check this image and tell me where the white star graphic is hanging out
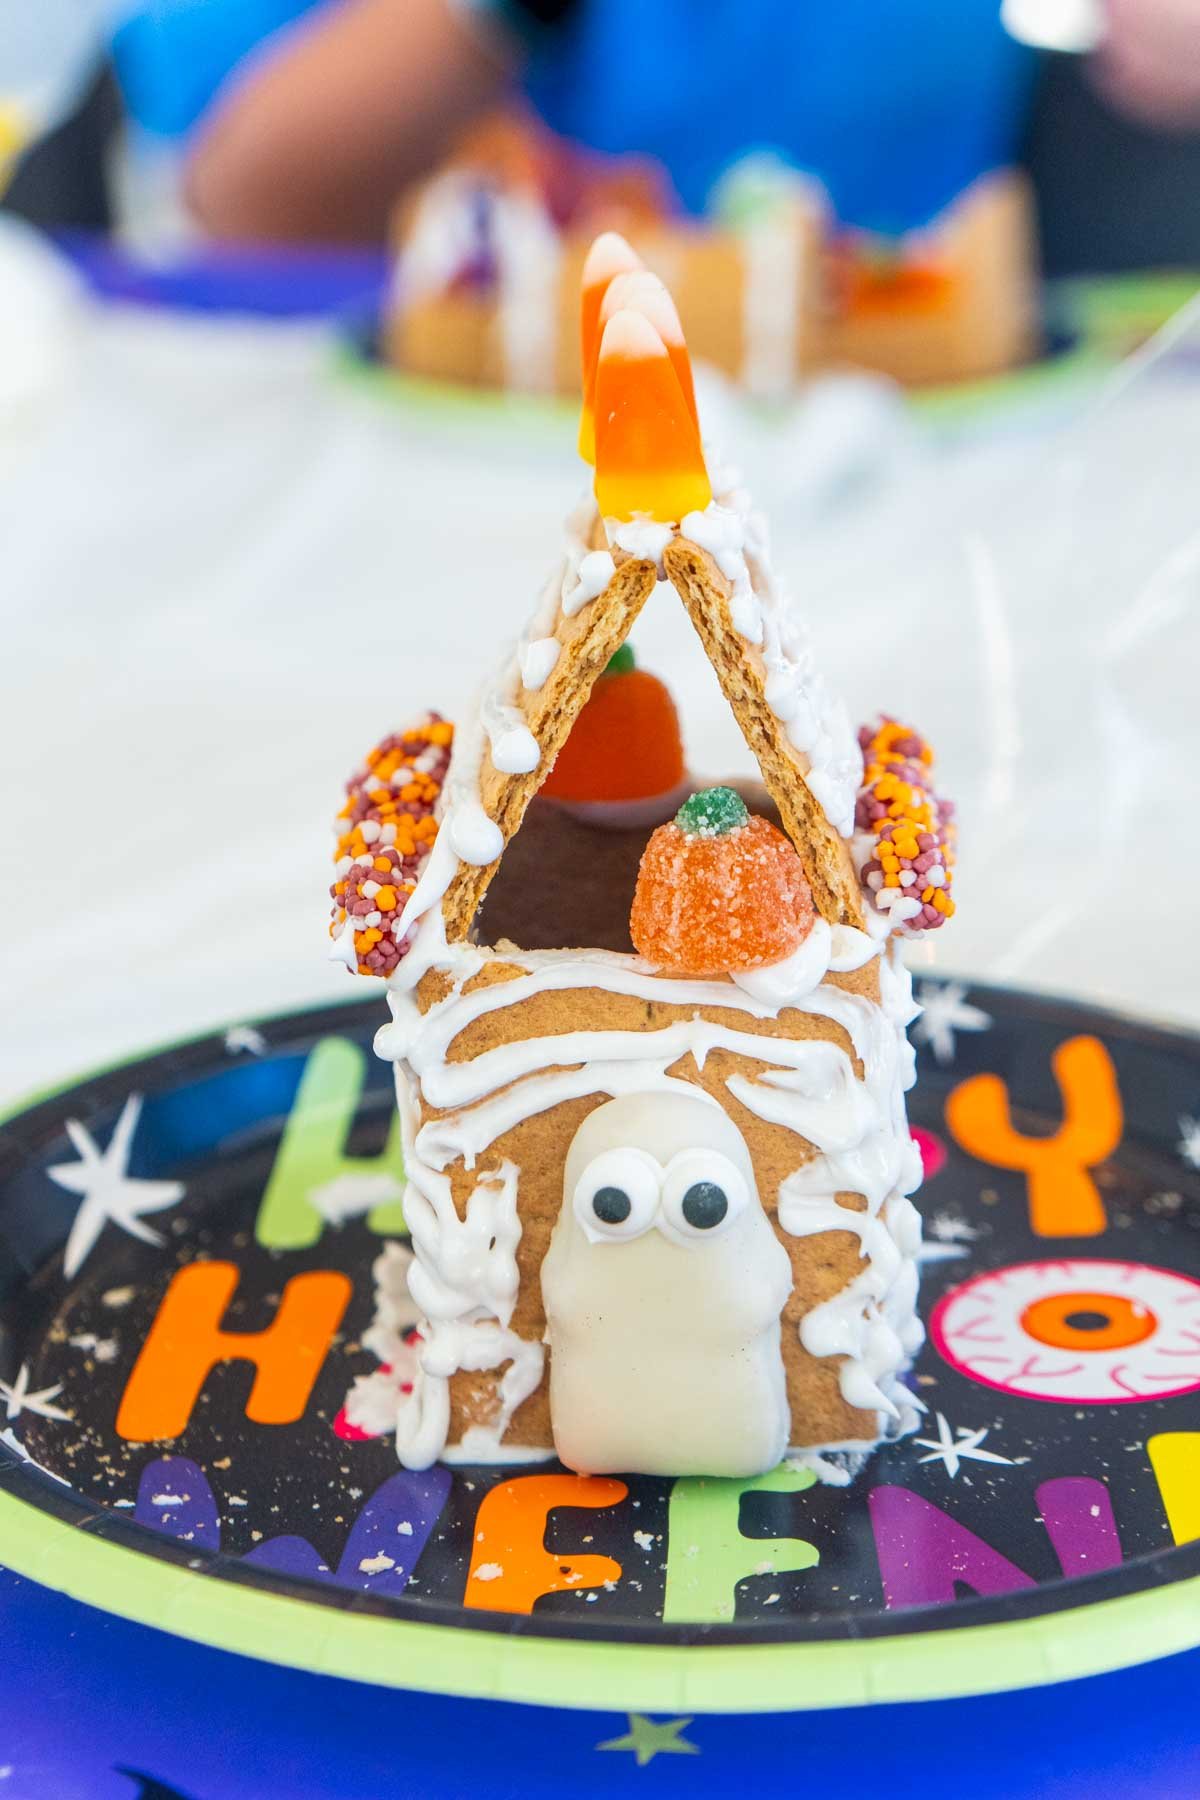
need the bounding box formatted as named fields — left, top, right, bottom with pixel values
left=913, top=982, right=993, bottom=1066
left=1178, top=1114, right=1200, bottom=1171
left=913, top=1412, right=1014, bottom=1479
left=224, top=1024, right=267, bottom=1056
left=0, top=1364, right=71, bottom=1423
left=47, top=1093, right=185, bottom=1279
left=919, top=1211, right=981, bottom=1263
left=0, top=1427, right=70, bottom=1485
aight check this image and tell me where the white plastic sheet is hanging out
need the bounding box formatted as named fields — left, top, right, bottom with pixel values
left=0, top=278, right=1197, bottom=1106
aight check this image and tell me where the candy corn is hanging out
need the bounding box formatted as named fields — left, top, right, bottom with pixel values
left=600, top=269, right=698, bottom=433
left=593, top=309, right=712, bottom=523
left=578, top=232, right=643, bottom=465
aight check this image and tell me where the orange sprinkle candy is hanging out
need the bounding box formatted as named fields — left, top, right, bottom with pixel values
left=593, top=310, right=711, bottom=523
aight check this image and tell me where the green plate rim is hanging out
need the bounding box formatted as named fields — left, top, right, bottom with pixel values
left=5, top=1481, right=1200, bottom=1712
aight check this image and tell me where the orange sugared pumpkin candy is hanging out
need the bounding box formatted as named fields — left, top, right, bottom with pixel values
left=630, top=787, right=816, bottom=977
left=540, top=645, right=684, bottom=805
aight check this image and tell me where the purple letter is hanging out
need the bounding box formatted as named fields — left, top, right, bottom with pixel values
left=1038, top=1476, right=1122, bottom=1576
left=868, top=1485, right=1037, bottom=1609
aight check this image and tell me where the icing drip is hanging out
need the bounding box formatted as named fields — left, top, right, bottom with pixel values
left=343, top=1242, right=423, bottom=1437
left=562, top=548, right=615, bottom=617
left=396, top=1075, right=546, bottom=1467
left=679, top=500, right=862, bottom=836
left=520, top=637, right=560, bottom=691
left=380, top=908, right=923, bottom=1464
left=480, top=688, right=540, bottom=775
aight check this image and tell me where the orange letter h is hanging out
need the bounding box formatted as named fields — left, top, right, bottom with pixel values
left=117, top=1261, right=350, bottom=1441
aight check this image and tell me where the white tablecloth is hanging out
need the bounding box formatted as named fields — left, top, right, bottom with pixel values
left=2, top=275, right=1197, bottom=1109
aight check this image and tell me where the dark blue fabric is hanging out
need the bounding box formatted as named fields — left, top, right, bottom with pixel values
left=110, top=0, right=1037, bottom=233
left=524, top=0, right=1037, bottom=231
left=111, top=0, right=327, bottom=138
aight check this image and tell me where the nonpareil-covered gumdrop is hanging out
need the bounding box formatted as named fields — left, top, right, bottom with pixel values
left=630, top=787, right=815, bottom=977
left=540, top=646, right=684, bottom=805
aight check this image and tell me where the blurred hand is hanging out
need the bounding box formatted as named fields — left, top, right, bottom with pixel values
left=1093, top=0, right=1200, bottom=131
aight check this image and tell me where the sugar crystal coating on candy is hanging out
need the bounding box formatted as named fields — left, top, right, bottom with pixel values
left=630, top=809, right=815, bottom=977
left=593, top=309, right=712, bottom=523
left=541, top=652, right=684, bottom=804
left=854, top=716, right=956, bottom=935
left=675, top=785, right=749, bottom=838
left=329, top=714, right=452, bottom=976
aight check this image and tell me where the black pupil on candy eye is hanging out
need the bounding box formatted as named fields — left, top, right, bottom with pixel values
left=682, top=1182, right=728, bottom=1230
left=593, top=1186, right=632, bottom=1225
left=1064, top=1309, right=1112, bottom=1332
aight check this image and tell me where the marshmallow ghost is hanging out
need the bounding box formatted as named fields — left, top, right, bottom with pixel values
left=541, top=1088, right=793, bottom=1476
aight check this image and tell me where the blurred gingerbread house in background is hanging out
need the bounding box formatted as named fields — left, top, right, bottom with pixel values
left=384, top=107, right=1038, bottom=398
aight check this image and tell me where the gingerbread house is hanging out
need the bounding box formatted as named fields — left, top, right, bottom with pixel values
left=384, top=107, right=1036, bottom=399
left=333, top=250, right=958, bottom=1478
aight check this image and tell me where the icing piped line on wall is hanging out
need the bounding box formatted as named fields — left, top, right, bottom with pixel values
left=380, top=927, right=923, bottom=1465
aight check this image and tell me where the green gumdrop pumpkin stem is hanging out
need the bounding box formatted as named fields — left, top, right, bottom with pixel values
left=675, top=785, right=749, bottom=837
left=604, top=643, right=636, bottom=676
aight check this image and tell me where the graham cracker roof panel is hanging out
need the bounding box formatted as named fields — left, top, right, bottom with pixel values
left=440, top=551, right=658, bottom=943
left=663, top=535, right=864, bottom=930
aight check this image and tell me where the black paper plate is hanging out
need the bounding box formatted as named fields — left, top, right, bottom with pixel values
left=1, top=978, right=1198, bottom=1712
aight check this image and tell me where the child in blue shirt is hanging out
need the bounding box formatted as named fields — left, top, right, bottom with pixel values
left=164, top=0, right=1200, bottom=242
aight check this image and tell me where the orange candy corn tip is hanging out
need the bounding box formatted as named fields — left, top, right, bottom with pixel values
left=578, top=232, right=642, bottom=465
left=593, top=309, right=712, bottom=524
left=600, top=269, right=698, bottom=430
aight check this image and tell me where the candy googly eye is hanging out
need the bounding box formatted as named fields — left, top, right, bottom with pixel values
left=573, top=1148, right=661, bottom=1243
left=659, top=1149, right=750, bottom=1245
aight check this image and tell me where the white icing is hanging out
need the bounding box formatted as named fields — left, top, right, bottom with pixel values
left=562, top=549, right=615, bottom=618
left=480, top=687, right=540, bottom=775
left=392, top=1070, right=545, bottom=1468
left=520, top=637, right=560, bottom=691
left=363, top=475, right=926, bottom=1472
left=378, top=899, right=923, bottom=1464
left=611, top=519, right=674, bottom=566
left=734, top=921, right=834, bottom=1008
left=678, top=500, right=863, bottom=835
left=542, top=1092, right=792, bottom=1476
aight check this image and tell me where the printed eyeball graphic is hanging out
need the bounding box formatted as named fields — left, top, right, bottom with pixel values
left=659, top=1148, right=750, bottom=1244
left=573, top=1146, right=661, bottom=1242
left=931, top=1258, right=1200, bottom=1404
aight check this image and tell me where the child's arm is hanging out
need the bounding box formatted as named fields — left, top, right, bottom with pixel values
left=186, top=0, right=512, bottom=243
